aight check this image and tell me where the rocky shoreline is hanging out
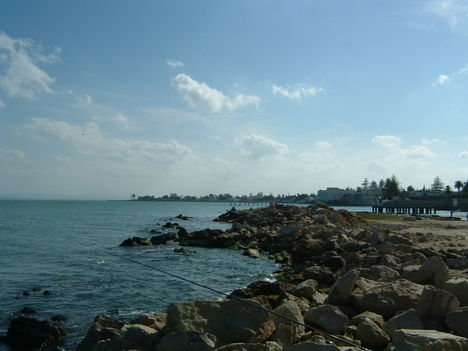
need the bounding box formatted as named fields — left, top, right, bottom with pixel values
left=6, top=203, right=468, bottom=350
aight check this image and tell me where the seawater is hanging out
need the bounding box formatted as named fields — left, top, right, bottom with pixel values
left=0, top=200, right=277, bottom=350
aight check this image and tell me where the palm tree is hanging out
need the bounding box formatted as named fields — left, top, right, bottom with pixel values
left=454, top=180, right=464, bottom=192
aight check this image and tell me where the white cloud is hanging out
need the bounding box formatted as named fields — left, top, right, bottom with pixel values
left=315, top=141, right=332, bottom=149
left=0, top=148, right=27, bottom=161
left=433, top=74, right=450, bottom=86
left=458, top=64, right=468, bottom=74
left=460, top=151, right=468, bottom=158
left=171, top=74, right=260, bottom=113
left=421, top=138, right=442, bottom=145
left=92, top=113, right=131, bottom=129
left=0, top=99, right=5, bottom=108
left=0, top=31, right=59, bottom=99
left=166, top=59, right=184, bottom=69
left=240, top=134, right=288, bottom=159
left=20, top=117, right=192, bottom=165
left=271, top=84, right=325, bottom=100
left=404, top=145, right=435, bottom=159
left=372, top=135, right=401, bottom=149
left=428, top=0, right=468, bottom=34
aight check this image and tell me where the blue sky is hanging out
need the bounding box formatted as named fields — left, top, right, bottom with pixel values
left=0, top=0, right=467, bottom=199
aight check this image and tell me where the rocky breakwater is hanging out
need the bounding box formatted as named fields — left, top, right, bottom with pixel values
left=77, top=203, right=468, bottom=351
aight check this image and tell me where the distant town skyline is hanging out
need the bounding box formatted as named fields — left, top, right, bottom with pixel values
left=1, top=1, right=468, bottom=199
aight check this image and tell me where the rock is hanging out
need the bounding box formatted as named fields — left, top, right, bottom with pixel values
left=165, top=298, right=272, bottom=347
left=51, top=315, right=68, bottom=322
left=366, top=265, right=400, bottom=282
left=391, top=329, right=468, bottom=351
left=387, top=234, right=413, bottom=246
left=120, top=236, right=152, bottom=247
left=356, top=318, right=390, bottom=349
left=403, top=256, right=450, bottom=288
left=292, top=279, right=319, bottom=299
left=416, top=285, right=459, bottom=321
left=271, top=300, right=304, bottom=346
left=215, top=342, right=282, bottom=351
left=278, top=226, right=300, bottom=236
left=130, top=313, right=166, bottom=331
left=6, top=316, right=67, bottom=349
left=20, top=306, right=38, bottom=314
left=174, top=247, right=197, bottom=254
left=121, top=324, right=159, bottom=348
left=283, top=342, right=341, bottom=351
left=243, top=248, right=261, bottom=258
left=323, top=255, right=346, bottom=273
left=351, top=311, right=384, bottom=329
left=304, top=304, right=349, bottom=334
left=350, top=279, right=424, bottom=319
left=444, top=278, right=468, bottom=306
left=326, top=269, right=359, bottom=304
left=445, top=307, right=468, bottom=337
left=157, top=331, right=216, bottom=351
left=76, top=315, right=124, bottom=351
left=303, top=265, right=335, bottom=286
left=175, top=214, right=191, bottom=220
left=384, top=309, right=424, bottom=335
left=151, top=233, right=178, bottom=245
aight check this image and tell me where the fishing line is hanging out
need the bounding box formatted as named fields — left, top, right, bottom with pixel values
left=86, top=245, right=368, bottom=351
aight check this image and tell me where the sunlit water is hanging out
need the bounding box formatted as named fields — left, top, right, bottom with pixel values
left=0, top=200, right=276, bottom=350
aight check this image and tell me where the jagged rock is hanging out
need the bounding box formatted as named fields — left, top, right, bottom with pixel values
left=6, top=316, right=67, bottom=349
left=215, top=342, right=282, bottom=351
left=303, top=265, right=335, bottom=286
left=157, top=331, right=216, bottom=351
left=356, top=317, right=390, bottom=349
left=380, top=254, right=401, bottom=269
left=246, top=281, right=295, bottom=297
left=129, top=313, right=166, bottom=331
left=165, top=299, right=272, bottom=347
left=292, top=279, right=319, bottom=299
left=243, top=248, right=261, bottom=258
left=323, top=255, right=346, bottom=272
left=303, top=304, right=349, bottom=334
left=351, top=311, right=384, bottom=329
left=403, top=256, right=450, bottom=288
left=416, top=285, right=459, bottom=321
left=76, top=315, right=124, bottom=351
left=445, top=307, right=468, bottom=337
left=151, top=233, right=177, bottom=245
left=271, top=300, right=305, bottom=346
left=387, top=234, right=413, bottom=246
left=326, top=269, right=359, bottom=304
left=350, top=279, right=424, bottom=319
left=444, top=278, right=468, bottom=306
left=20, top=306, right=38, bottom=314
left=391, top=329, right=468, bottom=351
left=385, top=309, right=424, bottom=335
left=92, top=324, right=159, bottom=351
left=365, top=265, right=400, bottom=282
left=120, top=236, right=151, bottom=247
left=174, top=247, right=197, bottom=254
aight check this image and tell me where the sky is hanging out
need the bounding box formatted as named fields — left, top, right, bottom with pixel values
left=0, top=0, right=468, bottom=199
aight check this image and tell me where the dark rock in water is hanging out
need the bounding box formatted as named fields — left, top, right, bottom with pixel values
left=6, top=316, right=67, bottom=349
left=43, top=290, right=52, bottom=296
left=119, top=236, right=151, bottom=247
left=174, top=247, right=197, bottom=254
left=20, top=306, right=38, bottom=314
left=175, top=214, right=191, bottom=220
left=22, top=290, right=30, bottom=296
left=51, top=315, right=68, bottom=322
left=163, top=221, right=180, bottom=228
left=151, top=232, right=177, bottom=245
left=32, top=287, right=41, bottom=292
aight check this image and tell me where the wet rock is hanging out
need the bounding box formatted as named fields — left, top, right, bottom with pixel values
left=20, top=306, right=38, bottom=314
left=243, top=248, right=261, bottom=258
left=174, top=247, right=197, bottom=254
left=215, top=341, right=282, bottom=351
left=51, top=315, right=68, bottom=322
left=443, top=278, right=468, bottom=306
left=6, top=316, right=67, bottom=349
left=356, top=317, right=390, bottom=349
left=391, top=329, right=468, bottom=351
left=162, top=222, right=179, bottom=229
left=120, top=236, right=152, bottom=247
left=303, top=304, right=349, bottom=334
left=165, top=298, right=272, bottom=347
left=175, top=214, right=191, bottom=220
left=445, top=306, right=468, bottom=337
left=350, top=279, right=424, bottom=319
left=43, top=290, right=52, bottom=296
left=151, top=232, right=177, bottom=245
left=326, top=269, right=359, bottom=305
left=384, top=309, right=424, bottom=335
left=76, top=315, right=124, bottom=351
left=416, top=285, right=459, bottom=321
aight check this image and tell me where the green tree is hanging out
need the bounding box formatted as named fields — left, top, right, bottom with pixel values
left=454, top=180, right=464, bottom=192
left=463, top=180, right=468, bottom=193
left=406, top=185, right=415, bottom=192
left=361, top=178, right=369, bottom=190
left=445, top=185, right=452, bottom=194
left=431, top=176, right=444, bottom=191
left=383, top=175, right=400, bottom=200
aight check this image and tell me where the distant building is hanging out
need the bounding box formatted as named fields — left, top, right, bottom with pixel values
left=316, top=187, right=356, bottom=202
left=316, top=187, right=382, bottom=205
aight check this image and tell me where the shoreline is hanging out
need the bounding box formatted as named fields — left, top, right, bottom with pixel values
left=5, top=204, right=468, bottom=350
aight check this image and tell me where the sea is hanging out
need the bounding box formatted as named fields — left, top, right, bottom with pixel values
left=0, top=200, right=466, bottom=351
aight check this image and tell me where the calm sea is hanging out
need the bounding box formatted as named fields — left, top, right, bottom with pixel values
left=0, top=200, right=277, bottom=350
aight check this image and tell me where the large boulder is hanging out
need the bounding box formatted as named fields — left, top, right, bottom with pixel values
left=402, top=256, right=450, bottom=288
left=351, top=311, right=384, bottom=329
left=445, top=307, right=468, bottom=338
left=326, top=269, right=359, bottom=304
left=384, top=309, right=424, bottom=335
left=444, top=278, right=468, bottom=306
left=76, top=315, right=124, bottom=351
left=284, top=342, right=341, bottom=351
left=120, top=236, right=152, bottom=246
left=350, top=279, right=424, bottom=319
left=391, top=329, right=468, bottom=351
left=303, top=265, right=335, bottom=286
left=292, top=279, right=319, bottom=299
left=157, top=331, right=216, bottom=351
left=271, top=300, right=304, bottom=346
left=303, top=304, right=349, bottom=334
left=416, top=285, right=459, bottom=321
left=215, top=342, right=282, bottom=351
left=6, top=316, right=67, bottom=349
left=165, top=298, right=272, bottom=347
left=356, top=317, right=390, bottom=349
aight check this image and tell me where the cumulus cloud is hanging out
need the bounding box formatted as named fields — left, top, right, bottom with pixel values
left=0, top=148, right=27, bottom=161
left=421, top=138, right=443, bottom=145
left=372, top=135, right=401, bottom=149
left=433, top=74, right=450, bottom=86
left=172, top=74, right=260, bottom=113
left=372, top=135, right=435, bottom=162
left=20, top=117, right=192, bottom=165
left=240, top=134, right=288, bottom=159
left=428, top=0, right=468, bottom=34
left=0, top=31, right=59, bottom=99
left=271, top=84, right=325, bottom=100
left=166, top=59, right=184, bottom=69
left=92, top=113, right=131, bottom=129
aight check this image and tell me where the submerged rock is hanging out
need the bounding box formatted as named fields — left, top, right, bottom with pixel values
left=6, top=316, right=67, bottom=349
